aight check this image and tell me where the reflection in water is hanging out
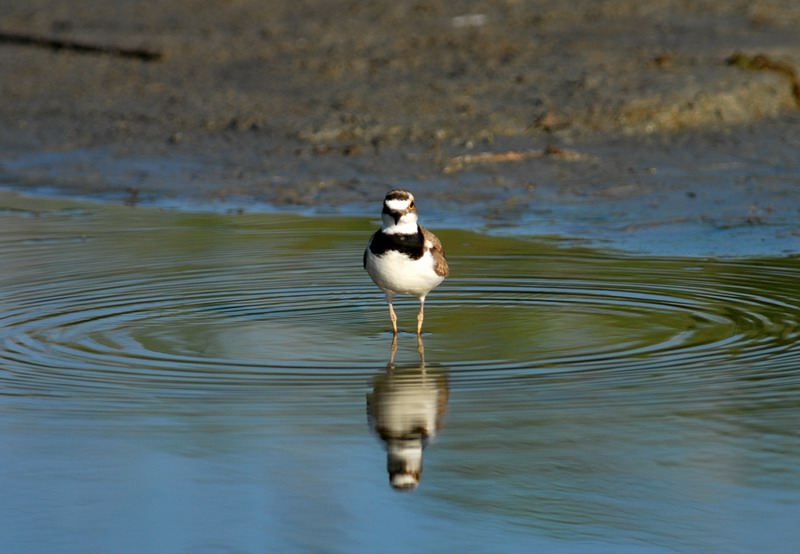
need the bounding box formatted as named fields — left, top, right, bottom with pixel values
left=367, top=337, right=449, bottom=491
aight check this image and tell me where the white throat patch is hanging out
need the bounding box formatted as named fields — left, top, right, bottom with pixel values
left=382, top=212, right=418, bottom=235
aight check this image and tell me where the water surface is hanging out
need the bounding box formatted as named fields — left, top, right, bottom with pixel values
left=1, top=191, right=798, bottom=553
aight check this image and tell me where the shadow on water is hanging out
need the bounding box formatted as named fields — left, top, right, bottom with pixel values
left=0, top=190, right=799, bottom=553
left=367, top=336, right=449, bottom=491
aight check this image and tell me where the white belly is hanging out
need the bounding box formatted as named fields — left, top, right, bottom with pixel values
left=366, top=249, right=445, bottom=298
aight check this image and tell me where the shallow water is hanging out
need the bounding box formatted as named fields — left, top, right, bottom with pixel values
left=1, top=190, right=799, bottom=553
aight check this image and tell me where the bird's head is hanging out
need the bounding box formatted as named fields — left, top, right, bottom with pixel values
left=381, top=189, right=418, bottom=234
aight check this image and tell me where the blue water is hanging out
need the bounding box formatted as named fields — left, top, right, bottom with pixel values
left=1, top=190, right=798, bottom=553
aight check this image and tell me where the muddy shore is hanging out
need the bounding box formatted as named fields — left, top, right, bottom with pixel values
left=1, top=0, right=799, bottom=254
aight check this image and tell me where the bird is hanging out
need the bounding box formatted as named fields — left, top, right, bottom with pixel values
left=364, top=189, right=449, bottom=335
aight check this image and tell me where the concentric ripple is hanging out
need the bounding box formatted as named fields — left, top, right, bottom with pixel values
left=443, top=263, right=800, bottom=376
left=1, top=193, right=799, bottom=416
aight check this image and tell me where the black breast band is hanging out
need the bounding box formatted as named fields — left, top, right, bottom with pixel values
left=369, top=227, right=425, bottom=260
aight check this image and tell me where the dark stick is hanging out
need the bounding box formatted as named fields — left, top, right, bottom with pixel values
left=0, top=30, right=162, bottom=61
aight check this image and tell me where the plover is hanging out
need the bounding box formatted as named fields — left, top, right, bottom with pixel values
left=364, top=189, right=449, bottom=335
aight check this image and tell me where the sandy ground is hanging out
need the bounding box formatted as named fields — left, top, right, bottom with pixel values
left=1, top=0, right=799, bottom=253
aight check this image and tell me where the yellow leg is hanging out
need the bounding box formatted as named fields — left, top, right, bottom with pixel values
left=388, top=302, right=398, bottom=335
left=416, top=297, right=425, bottom=335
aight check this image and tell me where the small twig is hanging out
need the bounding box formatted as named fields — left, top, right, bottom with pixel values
left=0, top=30, right=162, bottom=61
left=442, top=145, right=593, bottom=174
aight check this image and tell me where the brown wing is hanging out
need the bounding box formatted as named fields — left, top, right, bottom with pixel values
left=420, top=225, right=449, bottom=277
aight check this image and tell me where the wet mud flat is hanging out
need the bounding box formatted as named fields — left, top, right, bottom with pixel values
left=3, top=3, right=800, bottom=550
left=1, top=0, right=800, bottom=255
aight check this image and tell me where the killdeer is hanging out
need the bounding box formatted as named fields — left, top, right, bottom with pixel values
left=364, top=189, right=449, bottom=335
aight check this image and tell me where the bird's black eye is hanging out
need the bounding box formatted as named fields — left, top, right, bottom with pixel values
left=409, top=200, right=415, bottom=209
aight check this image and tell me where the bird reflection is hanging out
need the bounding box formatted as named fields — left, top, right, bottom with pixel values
left=367, top=336, right=449, bottom=491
